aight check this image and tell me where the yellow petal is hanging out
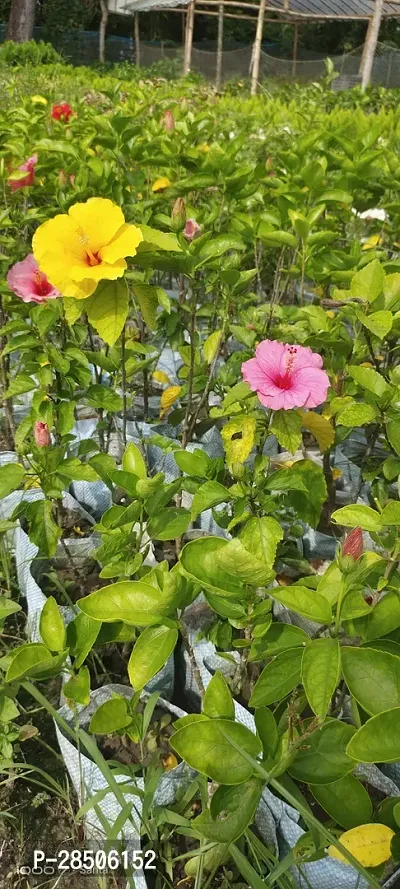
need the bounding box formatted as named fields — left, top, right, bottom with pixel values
left=152, top=177, right=171, bottom=192
left=61, top=278, right=98, bottom=300
left=68, top=198, right=125, bottom=254
left=328, top=823, right=394, bottom=868
left=33, top=213, right=86, bottom=266
left=99, top=223, right=143, bottom=264
left=69, top=258, right=126, bottom=284
left=31, top=95, right=48, bottom=105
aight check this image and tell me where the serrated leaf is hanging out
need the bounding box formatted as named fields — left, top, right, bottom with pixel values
left=270, top=410, right=302, bottom=454
left=348, top=365, right=389, bottom=398
left=358, top=310, right=393, bottom=339
left=336, top=402, right=377, bottom=427
left=221, top=416, right=256, bottom=467
left=350, top=260, right=385, bottom=303
left=86, top=279, right=129, bottom=346
left=332, top=504, right=382, bottom=532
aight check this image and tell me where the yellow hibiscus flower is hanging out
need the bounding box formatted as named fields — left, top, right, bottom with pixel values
left=32, top=197, right=143, bottom=300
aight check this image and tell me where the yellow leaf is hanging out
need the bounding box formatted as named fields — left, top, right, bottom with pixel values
left=299, top=410, right=334, bottom=453
left=198, top=143, right=210, bottom=153
left=152, top=177, right=172, bottom=192
left=222, top=416, right=256, bottom=468
left=328, top=823, right=394, bottom=868
left=31, top=95, right=48, bottom=105
left=160, top=386, right=182, bottom=418
left=203, top=330, right=222, bottom=364
left=162, top=753, right=178, bottom=771
left=332, top=468, right=343, bottom=481
left=153, top=370, right=170, bottom=385
left=362, top=234, right=382, bottom=251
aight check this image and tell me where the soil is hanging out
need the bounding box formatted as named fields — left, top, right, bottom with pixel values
left=96, top=705, right=178, bottom=771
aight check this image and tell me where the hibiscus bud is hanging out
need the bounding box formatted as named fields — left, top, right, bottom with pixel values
left=58, top=169, right=67, bottom=186
left=342, top=527, right=363, bottom=561
left=171, top=198, right=186, bottom=232
left=164, top=109, right=175, bottom=132
left=184, top=218, right=201, bottom=241
left=34, top=421, right=51, bottom=448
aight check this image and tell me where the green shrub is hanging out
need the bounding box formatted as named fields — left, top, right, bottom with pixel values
left=0, top=39, right=64, bottom=67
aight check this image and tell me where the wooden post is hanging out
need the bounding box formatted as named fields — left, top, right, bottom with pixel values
left=183, top=0, right=195, bottom=75
left=134, top=12, right=140, bottom=67
left=360, top=0, right=384, bottom=91
left=250, top=0, right=266, bottom=96
left=215, top=1, right=224, bottom=91
left=291, top=21, right=299, bottom=77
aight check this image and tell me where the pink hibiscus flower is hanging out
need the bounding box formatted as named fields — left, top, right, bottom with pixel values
left=7, top=254, right=60, bottom=303
left=242, top=339, right=329, bottom=411
left=8, top=153, right=38, bottom=192
left=184, top=218, right=201, bottom=241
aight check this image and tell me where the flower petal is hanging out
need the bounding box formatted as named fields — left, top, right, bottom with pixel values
left=69, top=258, right=126, bottom=283
left=256, top=339, right=286, bottom=375
left=68, top=198, right=125, bottom=254
left=99, top=223, right=143, bottom=264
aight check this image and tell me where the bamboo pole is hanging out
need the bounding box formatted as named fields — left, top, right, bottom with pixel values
left=250, top=0, right=266, bottom=96
left=215, top=1, right=224, bottom=90
left=183, top=0, right=196, bottom=74
left=291, top=20, right=299, bottom=76
left=361, top=0, right=384, bottom=90
left=134, top=12, right=140, bottom=66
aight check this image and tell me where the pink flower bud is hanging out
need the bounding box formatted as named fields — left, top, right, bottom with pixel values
left=164, top=109, right=175, bottom=132
left=342, top=527, right=363, bottom=561
left=184, top=218, right=201, bottom=241
left=34, top=421, right=51, bottom=448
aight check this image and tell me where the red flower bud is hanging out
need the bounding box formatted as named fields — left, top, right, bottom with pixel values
left=34, top=421, right=51, bottom=448
left=342, top=526, right=363, bottom=561
left=164, top=109, right=175, bottom=132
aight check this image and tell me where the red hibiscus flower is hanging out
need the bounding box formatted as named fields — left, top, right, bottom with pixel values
left=51, top=103, right=73, bottom=123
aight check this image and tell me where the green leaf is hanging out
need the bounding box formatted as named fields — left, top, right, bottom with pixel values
left=318, top=190, right=353, bottom=205
left=361, top=591, right=400, bottom=641
left=347, top=708, right=400, bottom=763
left=289, top=721, right=356, bottom=784
left=203, top=671, right=234, bottom=720
left=56, top=401, right=76, bottom=436
left=128, top=625, right=178, bottom=690
left=122, top=442, right=147, bottom=480
left=25, top=500, right=61, bottom=557
left=254, top=708, right=278, bottom=757
left=89, top=696, right=132, bottom=734
left=194, top=780, right=262, bottom=843
left=310, top=776, right=372, bottom=830
left=39, top=597, right=66, bottom=652
left=171, top=718, right=262, bottom=784
left=348, top=365, right=389, bottom=398
left=271, top=585, right=332, bottom=625
left=336, top=402, right=377, bottom=427
left=174, top=449, right=209, bottom=477
left=79, top=580, right=178, bottom=625
left=249, top=648, right=303, bottom=708
left=301, top=638, right=340, bottom=719
left=85, top=385, right=122, bottom=412
left=0, top=463, right=25, bottom=498
left=0, top=596, right=21, bottom=620
left=191, top=481, right=233, bottom=520
left=6, top=643, right=68, bottom=681
left=0, top=695, right=19, bottom=723
left=63, top=666, right=91, bottom=705
left=381, top=501, right=400, bottom=525
left=331, top=505, right=382, bottom=532
left=358, top=310, right=393, bottom=340
left=386, top=420, right=400, bottom=457
left=63, top=298, right=82, bottom=326
left=147, top=507, right=190, bottom=540
left=4, top=373, right=35, bottom=399
left=131, top=283, right=159, bottom=330
left=58, top=457, right=100, bottom=482
left=216, top=538, right=275, bottom=586
left=86, top=279, right=129, bottom=346
left=259, top=230, right=297, bottom=248
left=139, top=225, right=182, bottom=252
left=270, top=410, right=302, bottom=454
left=204, top=330, right=222, bottom=363
left=239, top=516, right=283, bottom=571
left=341, top=646, right=400, bottom=715
left=350, top=260, right=385, bottom=302
left=66, top=612, right=100, bottom=669
left=196, top=234, right=246, bottom=262
left=249, top=623, right=309, bottom=661
left=180, top=537, right=244, bottom=598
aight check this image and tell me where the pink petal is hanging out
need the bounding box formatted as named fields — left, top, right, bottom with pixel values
left=255, top=340, right=286, bottom=375
left=242, top=357, right=269, bottom=392
left=295, top=366, right=329, bottom=408
left=293, top=344, right=323, bottom=370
